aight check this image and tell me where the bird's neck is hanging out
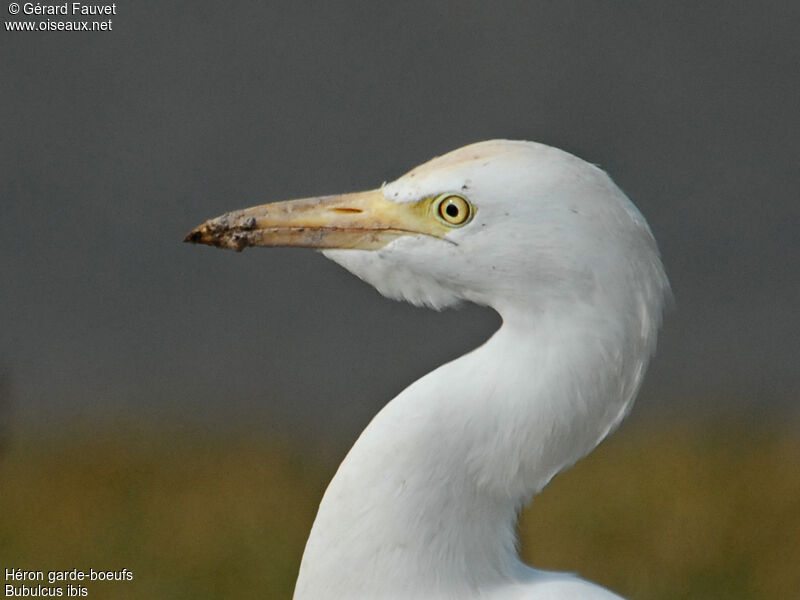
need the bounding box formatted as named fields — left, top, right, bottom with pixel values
left=294, top=303, right=650, bottom=599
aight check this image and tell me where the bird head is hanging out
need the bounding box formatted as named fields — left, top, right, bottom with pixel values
left=185, top=140, right=667, bottom=317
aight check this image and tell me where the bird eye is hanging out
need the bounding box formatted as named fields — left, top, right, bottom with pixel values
left=435, top=194, right=473, bottom=226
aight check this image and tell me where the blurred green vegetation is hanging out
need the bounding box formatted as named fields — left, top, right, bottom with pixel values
left=1, top=416, right=798, bottom=599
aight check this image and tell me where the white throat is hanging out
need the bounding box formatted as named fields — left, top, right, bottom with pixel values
left=293, top=296, right=655, bottom=599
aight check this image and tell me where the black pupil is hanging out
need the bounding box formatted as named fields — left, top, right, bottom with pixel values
left=445, top=202, right=460, bottom=218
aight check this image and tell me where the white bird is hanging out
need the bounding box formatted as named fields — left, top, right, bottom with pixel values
left=186, top=140, right=670, bottom=599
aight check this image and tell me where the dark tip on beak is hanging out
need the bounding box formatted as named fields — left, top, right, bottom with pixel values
left=183, top=220, right=220, bottom=247
left=183, top=229, right=203, bottom=244
left=183, top=217, right=251, bottom=252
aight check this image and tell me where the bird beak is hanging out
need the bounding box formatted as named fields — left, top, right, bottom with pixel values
left=184, top=189, right=450, bottom=251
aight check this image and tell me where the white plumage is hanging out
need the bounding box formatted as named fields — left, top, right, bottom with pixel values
left=187, top=140, right=670, bottom=599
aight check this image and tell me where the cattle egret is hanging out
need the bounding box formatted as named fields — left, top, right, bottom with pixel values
left=185, top=140, right=670, bottom=599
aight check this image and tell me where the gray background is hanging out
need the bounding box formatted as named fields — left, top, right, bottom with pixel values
left=2, top=2, right=798, bottom=445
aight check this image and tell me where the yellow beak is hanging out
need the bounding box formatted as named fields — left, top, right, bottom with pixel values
left=184, top=189, right=452, bottom=252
